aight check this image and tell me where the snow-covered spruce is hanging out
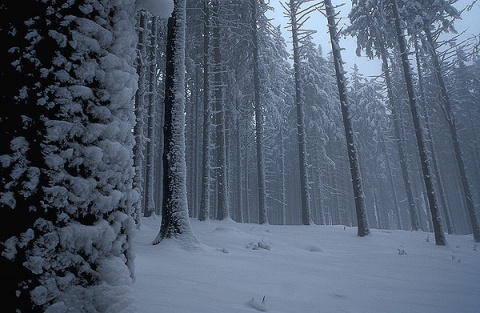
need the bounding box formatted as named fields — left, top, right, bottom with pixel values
left=152, top=0, right=198, bottom=245
left=1, top=1, right=138, bottom=311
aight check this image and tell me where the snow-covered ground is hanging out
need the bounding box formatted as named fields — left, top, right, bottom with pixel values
left=132, top=217, right=480, bottom=313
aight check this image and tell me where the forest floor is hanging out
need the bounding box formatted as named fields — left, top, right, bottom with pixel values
left=132, top=216, right=480, bottom=313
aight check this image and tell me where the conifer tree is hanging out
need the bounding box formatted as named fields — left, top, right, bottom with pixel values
left=323, top=0, right=370, bottom=236
left=283, top=0, right=317, bottom=225
left=198, top=0, right=212, bottom=222
left=252, top=0, right=268, bottom=224
left=153, top=0, right=198, bottom=244
left=1, top=0, right=138, bottom=310
left=391, top=0, right=446, bottom=245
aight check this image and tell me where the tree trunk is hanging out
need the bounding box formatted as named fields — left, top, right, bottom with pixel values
left=133, top=11, right=148, bottom=224
left=380, top=49, right=419, bottom=230
left=423, top=27, right=480, bottom=242
left=280, top=126, right=288, bottom=225
left=315, top=167, right=326, bottom=225
left=252, top=0, right=268, bottom=224
left=244, top=138, right=251, bottom=223
left=212, top=0, right=229, bottom=221
left=153, top=1, right=197, bottom=244
left=236, top=117, right=244, bottom=222
left=199, top=0, right=212, bottom=221
left=413, top=36, right=454, bottom=234
left=192, top=66, right=201, bottom=218
left=383, top=139, right=403, bottom=229
left=288, top=0, right=311, bottom=225
left=325, top=0, right=369, bottom=236
left=392, top=0, right=446, bottom=245
left=144, top=15, right=158, bottom=218
left=1, top=1, right=138, bottom=310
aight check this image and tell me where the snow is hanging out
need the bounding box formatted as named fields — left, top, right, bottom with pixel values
left=132, top=217, right=480, bottom=313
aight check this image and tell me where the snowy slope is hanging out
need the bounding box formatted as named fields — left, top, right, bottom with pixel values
left=132, top=217, right=480, bottom=313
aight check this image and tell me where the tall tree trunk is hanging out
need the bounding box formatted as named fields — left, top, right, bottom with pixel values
left=144, top=15, right=158, bottom=218
left=153, top=1, right=197, bottom=244
left=212, top=0, right=229, bottom=221
left=316, top=168, right=326, bottom=225
left=252, top=0, right=268, bottom=224
left=133, top=11, right=148, bottom=224
left=192, top=66, right=201, bottom=218
left=155, top=58, right=166, bottom=216
left=236, top=117, right=244, bottom=222
left=423, top=27, right=480, bottom=242
left=325, top=0, right=369, bottom=236
left=288, top=0, right=311, bottom=225
left=244, top=137, right=251, bottom=223
left=413, top=36, right=454, bottom=234
left=199, top=0, right=212, bottom=221
left=380, top=49, right=419, bottom=230
left=391, top=0, right=446, bottom=245
left=1, top=1, right=138, bottom=310
left=280, top=126, right=287, bottom=225
left=332, top=169, right=340, bottom=225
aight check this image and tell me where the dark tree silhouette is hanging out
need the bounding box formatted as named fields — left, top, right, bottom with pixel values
left=153, top=0, right=197, bottom=244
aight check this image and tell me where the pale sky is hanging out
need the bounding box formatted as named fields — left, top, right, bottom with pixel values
left=268, top=0, right=480, bottom=78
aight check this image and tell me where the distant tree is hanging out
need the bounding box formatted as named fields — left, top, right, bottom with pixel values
left=251, top=0, right=268, bottom=224
left=0, top=0, right=138, bottom=311
left=183, top=1, right=206, bottom=220
left=297, top=41, right=345, bottom=226
left=198, top=0, right=212, bottom=222
left=283, top=0, right=317, bottom=225
left=349, top=65, right=391, bottom=229
left=381, top=51, right=420, bottom=231
left=347, top=0, right=420, bottom=231
left=300, top=39, right=335, bottom=225
left=153, top=0, right=198, bottom=243
left=212, top=0, right=230, bottom=221
left=258, top=25, right=293, bottom=225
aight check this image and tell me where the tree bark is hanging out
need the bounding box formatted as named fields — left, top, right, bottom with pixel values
left=154, top=0, right=197, bottom=244
left=1, top=1, right=138, bottom=310
left=288, top=0, right=311, bottom=225
left=391, top=0, right=446, bottom=245
left=212, top=0, right=229, bottom=221
left=423, top=27, right=480, bottom=242
left=252, top=0, right=268, bottom=224
left=413, top=36, right=454, bottom=234
left=325, top=0, right=369, bottom=236
left=133, top=11, right=147, bottom=224
left=280, top=126, right=288, bottom=225
left=199, top=0, right=212, bottom=221
left=380, top=49, right=419, bottom=230
left=144, top=15, right=158, bottom=218
left=383, top=139, right=403, bottom=229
